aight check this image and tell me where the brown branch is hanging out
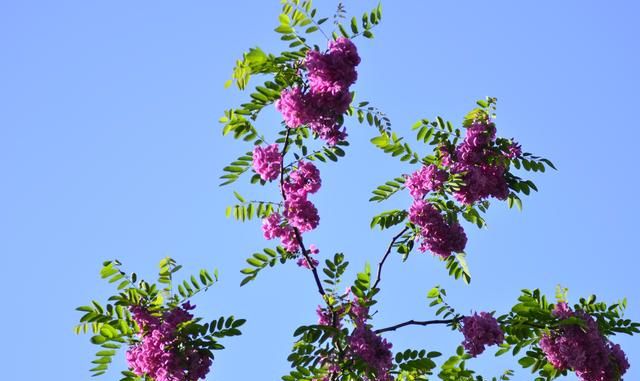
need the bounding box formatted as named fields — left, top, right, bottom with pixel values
left=374, top=317, right=460, bottom=334
left=280, top=128, right=326, bottom=297
left=372, top=227, right=409, bottom=290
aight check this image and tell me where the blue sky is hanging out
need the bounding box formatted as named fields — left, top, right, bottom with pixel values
left=1, top=0, right=639, bottom=380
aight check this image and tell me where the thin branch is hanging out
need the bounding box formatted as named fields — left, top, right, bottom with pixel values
left=372, top=227, right=409, bottom=290
left=374, top=318, right=459, bottom=334
left=280, top=128, right=326, bottom=297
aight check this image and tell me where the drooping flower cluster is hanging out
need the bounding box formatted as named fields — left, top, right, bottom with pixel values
left=349, top=327, right=394, bottom=381
left=342, top=297, right=393, bottom=381
left=283, top=161, right=322, bottom=197
left=409, top=200, right=467, bottom=258
left=460, top=312, right=505, bottom=357
left=261, top=161, right=321, bottom=255
left=306, top=37, right=360, bottom=95
left=284, top=197, right=320, bottom=232
left=126, top=302, right=212, bottom=381
left=539, top=303, right=630, bottom=381
left=275, top=38, right=360, bottom=146
left=261, top=212, right=299, bottom=253
left=252, top=144, right=281, bottom=181
left=277, top=87, right=310, bottom=130
left=443, top=118, right=510, bottom=205
left=405, top=164, right=448, bottom=200
left=283, top=161, right=321, bottom=233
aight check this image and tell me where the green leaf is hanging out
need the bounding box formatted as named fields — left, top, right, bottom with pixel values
left=350, top=17, right=358, bottom=34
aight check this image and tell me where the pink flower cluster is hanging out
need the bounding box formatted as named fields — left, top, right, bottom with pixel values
left=252, top=144, right=281, bottom=181
left=261, top=161, right=321, bottom=255
left=261, top=212, right=299, bottom=253
left=306, top=37, right=360, bottom=95
left=460, top=312, right=504, bottom=357
left=126, top=303, right=211, bottom=381
left=283, top=161, right=321, bottom=233
left=405, top=164, right=448, bottom=200
left=349, top=327, right=394, bottom=381
left=284, top=197, right=320, bottom=233
left=342, top=297, right=393, bottom=381
left=539, top=303, right=629, bottom=381
left=275, top=38, right=360, bottom=146
left=409, top=200, right=467, bottom=258
left=441, top=119, right=511, bottom=205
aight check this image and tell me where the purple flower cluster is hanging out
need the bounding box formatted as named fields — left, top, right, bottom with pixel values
left=275, top=38, right=360, bottom=146
left=126, top=303, right=211, bottom=381
left=261, top=161, right=321, bottom=254
left=306, top=37, right=360, bottom=95
left=409, top=200, right=467, bottom=258
left=277, top=87, right=310, bottom=130
left=283, top=161, right=322, bottom=197
left=252, top=144, right=281, bottom=181
left=349, top=327, right=394, bottom=381
left=539, top=303, right=630, bottom=381
left=261, top=212, right=299, bottom=253
left=460, top=312, right=505, bottom=357
left=442, top=119, right=510, bottom=205
left=283, top=161, right=321, bottom=233
left=284, top=197, right=320, bottom=232
left=405, top=164, right=448, bottom=200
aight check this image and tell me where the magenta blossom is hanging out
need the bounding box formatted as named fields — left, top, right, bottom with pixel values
left=261, top=213, right=299, bottom=253
left=284, top=197, right=320, bottom=233
left=284, top=161, right=321, bottom=198
left=252, top=144, right=281, bottom=181
left=305, top=37, right=360, bottom=95
left=540, top=304, right=630, bottom=381
left=405, top=164, right=448, bottom=199
left=460, top=312, right=504, bottom=357
left=275, top=38, right=358, bottom=146
left=438, top=118, right=511, bottom=205
left=348, top=327, right=393, bottom=381
left=126, top=303, right=211, bottom=381
left=451, top=162, right=509, bottom=205
left=409, top=200, right=467, bottom=258
left=276, top=87, right=311, bottom=128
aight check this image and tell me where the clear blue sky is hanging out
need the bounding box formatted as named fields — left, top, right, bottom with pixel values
left=1, top=1, right=639, bottom=380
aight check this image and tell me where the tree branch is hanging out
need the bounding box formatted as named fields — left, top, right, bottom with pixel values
left=372, top=227, right=409, bottom=290
left=374, top=318, right=459, bottom=334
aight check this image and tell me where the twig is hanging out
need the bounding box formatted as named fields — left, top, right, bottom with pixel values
left=374, top=318, right=459, bottom=334
left=372, top=227, right=409, bottom=290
